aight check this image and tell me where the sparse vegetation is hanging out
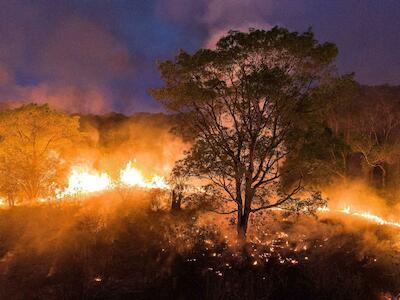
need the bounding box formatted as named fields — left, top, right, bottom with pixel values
left=0, top=193, right=399, bottom=300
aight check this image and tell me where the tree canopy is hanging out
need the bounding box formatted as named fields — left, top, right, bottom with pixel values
left=0, top=104, right=81, bottom=204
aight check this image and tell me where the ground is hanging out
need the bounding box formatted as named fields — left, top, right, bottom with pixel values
left=0, top=192, right=399, bottom=300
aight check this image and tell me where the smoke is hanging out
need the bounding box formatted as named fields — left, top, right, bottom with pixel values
left=204, top=22, right=272, bottom=49
left=322, top=179, right=400, bottom=221
left=78, top=113, right=190, bottom=178
left=201, top=0, right=273, bottom=48
left=156, top=0, right=274, bottom=48
left=0, top=1, right=275, bottom=113
left=2, top=84, right=111, bottom=114
left=0, top=1, right=135, bottom=114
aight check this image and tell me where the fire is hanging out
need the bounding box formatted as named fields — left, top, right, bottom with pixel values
left=58, top=159, right=169, bottom=199
left=318, top=206, right=400, bottom=228
left=120, top=161, right=145, bottom=187
left=4, top=158, right=400, bottom=231
left=59, top=168, right=113, bottom=197
left=120, top=161, right=169, bottom=189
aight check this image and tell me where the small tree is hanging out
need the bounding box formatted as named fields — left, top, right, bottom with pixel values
left=0, top=104, right=81, bottom=203
left=169, top=168, right=187, bottom=212
left=153, top=27, right=337, bottom=239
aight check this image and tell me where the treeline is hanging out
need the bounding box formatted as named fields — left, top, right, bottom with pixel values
left=0, top=84, right=398, bottom=205
left=84, top=84, right=400, bottom=194
left=328, top=85, right=400, bottom=192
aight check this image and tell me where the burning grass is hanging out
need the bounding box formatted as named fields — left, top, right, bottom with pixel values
left=52, top=159, right=170, bottom=200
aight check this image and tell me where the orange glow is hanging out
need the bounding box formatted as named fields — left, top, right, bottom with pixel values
left=318, top=205, right=400, bottom=228
left=58, top=167, right=113, bottom=197
left=120, top=160, right=170, bottom=189
left=9, top=159, right=400, bottom=231
left=57, top=159, right=169, bottom=199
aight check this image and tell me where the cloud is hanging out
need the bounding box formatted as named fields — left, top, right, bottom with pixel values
left=0, top=0, right=396, bottom=113
left=0, top=64, right=12, bottom=86
left=0, top=1, right=307, bottom=113
left=202, top=0, right=273, bottom=27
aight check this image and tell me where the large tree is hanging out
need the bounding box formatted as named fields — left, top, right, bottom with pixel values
left=0, top=104, right=81, bottom=204
left=152, top=27, right=339, bottom=239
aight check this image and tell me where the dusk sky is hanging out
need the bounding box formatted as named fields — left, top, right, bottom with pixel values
left=0, top=0, right=399, bottom=114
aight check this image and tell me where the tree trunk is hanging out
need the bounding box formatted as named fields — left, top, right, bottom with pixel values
left=236, top=186, right=253, bottom=242
left=7, top=196, right=14, bottom=207
left=381, top=166, right=387, bottom=189
left=237, top=204, right=251, bottom=242
left=237, top=211, right=250, bottom=241
left=171, top=189, right=182, bottom=212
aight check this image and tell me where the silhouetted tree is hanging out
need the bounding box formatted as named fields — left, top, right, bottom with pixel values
left=153, top=27, right=337, bottom=239
left=169, top=167, right=187, bottom=211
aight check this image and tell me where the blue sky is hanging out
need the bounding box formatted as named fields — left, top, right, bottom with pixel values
left=0, top=0, right=398, bottom=114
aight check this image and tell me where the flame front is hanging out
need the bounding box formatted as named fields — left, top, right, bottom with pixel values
left=59, top=168, right=113, bottom=197
left=11, top=159, right=400, bottom=230
left=120, top=161, right=146, bottom=187
left=318, top=206, right=400, bottom=228
left=57, top=160, right=169, bottom=199
left=120, top=160, right=170, bottom=189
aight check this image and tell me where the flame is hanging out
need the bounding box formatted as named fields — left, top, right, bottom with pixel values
left=59, top=168, right=113, bottom=197
left=318, top=206, right=400, bottom=228
left=120, top=160, right=169, bottom=189
left=3, top=157, right=399, bottom=231
left=120, top=161, right=146, bottom=186
left=57, top=159, right=169, bottom=199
